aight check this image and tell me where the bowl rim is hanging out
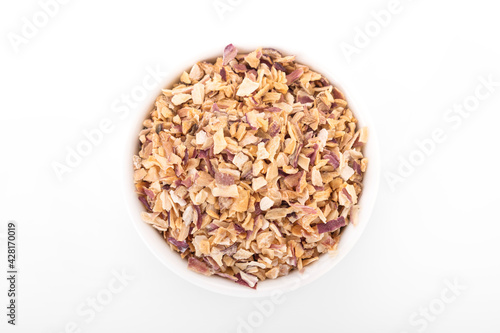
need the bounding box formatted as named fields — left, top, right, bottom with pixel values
left=122, top=45, right=381, bottom=298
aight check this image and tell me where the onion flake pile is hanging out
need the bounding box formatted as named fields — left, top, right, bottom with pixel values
left=133, top=44, right=368, bottom=289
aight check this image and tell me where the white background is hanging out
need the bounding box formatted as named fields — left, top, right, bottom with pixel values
left=1, top=0, right=500, bottom=332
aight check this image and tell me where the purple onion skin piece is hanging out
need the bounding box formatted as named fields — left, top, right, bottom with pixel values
left=317, top=217, right=346, bottom=234
left=223, top=44, right=238, bottom=65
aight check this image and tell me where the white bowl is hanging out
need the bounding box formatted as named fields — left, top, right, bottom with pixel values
left=123, top=46, right=380, bottom=298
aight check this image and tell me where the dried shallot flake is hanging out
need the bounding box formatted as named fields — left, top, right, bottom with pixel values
left=134, top=44, right=368, bottom=289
